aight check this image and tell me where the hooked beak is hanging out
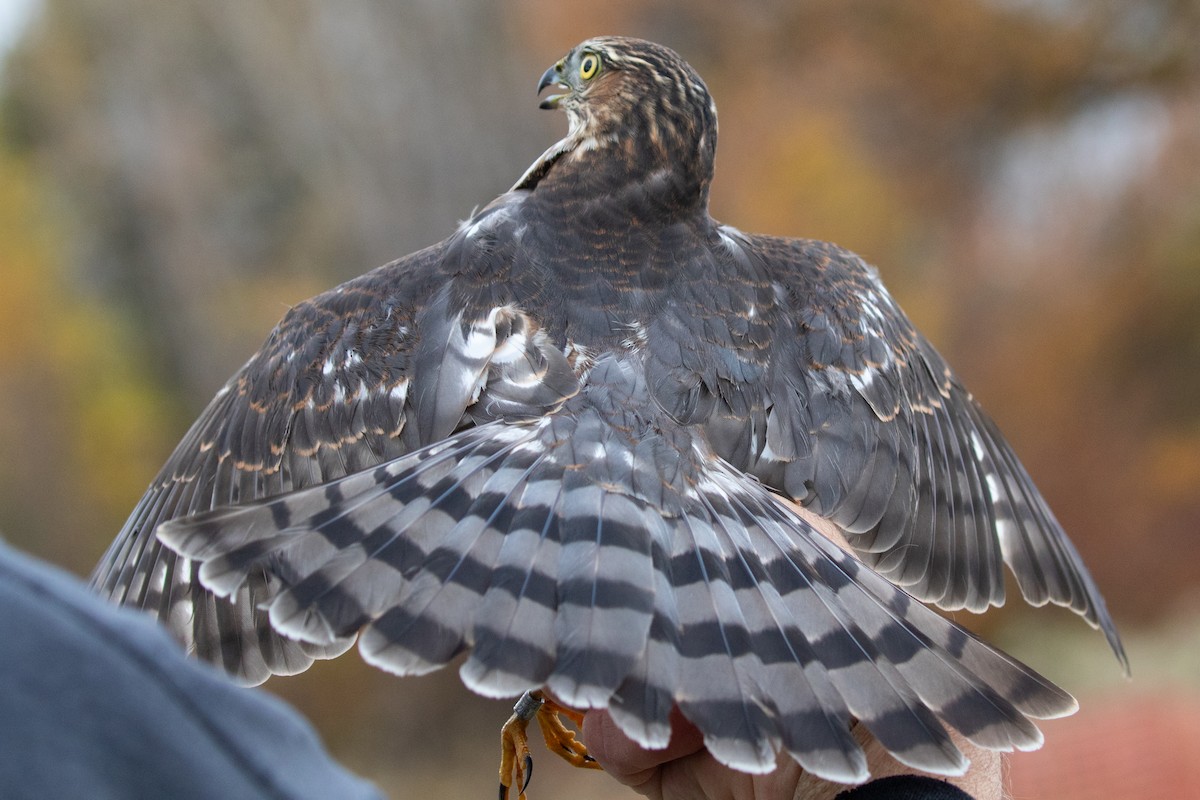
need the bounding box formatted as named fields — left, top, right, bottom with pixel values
left=537, top=63, right=570, bottom=110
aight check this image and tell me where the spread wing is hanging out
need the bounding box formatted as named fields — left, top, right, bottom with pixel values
left=91, top=195, right=577, bottom=684
left=132, top=196, right=1096, bottom=776
left=160, top=353, right=1076, bottom=782
left=90, top=32, right=1122, bottom=786
left=726, top=231, right=1125, bottom=668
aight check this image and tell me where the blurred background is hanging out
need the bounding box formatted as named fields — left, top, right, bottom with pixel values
left=1, top=1, right=1198, bottom=797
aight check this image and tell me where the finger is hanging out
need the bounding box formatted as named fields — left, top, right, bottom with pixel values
left=582, top=707, right=706, bottom=788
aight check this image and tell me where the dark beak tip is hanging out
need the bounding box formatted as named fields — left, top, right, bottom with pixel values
left=536, top=65, right=559, bottom=96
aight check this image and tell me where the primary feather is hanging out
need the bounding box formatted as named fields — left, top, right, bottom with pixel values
left=96, top=35, right=1124, bottom=780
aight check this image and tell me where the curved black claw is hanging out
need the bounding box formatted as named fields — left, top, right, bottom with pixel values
left=496, top=754, right=534, bottom=800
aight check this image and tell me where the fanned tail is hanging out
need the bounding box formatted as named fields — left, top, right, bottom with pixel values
left=161, top=357, right=1076, bottom=782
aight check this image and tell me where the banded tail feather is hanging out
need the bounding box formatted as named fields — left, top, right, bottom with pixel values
left=161, top=384, right=1075, bottom=783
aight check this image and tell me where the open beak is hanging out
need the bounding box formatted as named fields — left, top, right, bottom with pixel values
left=537, top=63, right=570, bottom=110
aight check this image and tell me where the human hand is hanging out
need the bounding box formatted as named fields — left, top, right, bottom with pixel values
left=581, top=706, right=1002, bottom=800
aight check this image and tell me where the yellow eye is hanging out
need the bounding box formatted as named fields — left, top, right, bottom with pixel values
left=579, top=53, right=601, bottom=80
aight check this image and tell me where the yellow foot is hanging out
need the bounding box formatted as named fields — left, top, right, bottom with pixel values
left=534, top=695, right=602, bottom=771
left=499, top=692, right=540, bottom=800
left=498, top=691, right=602, bottom=800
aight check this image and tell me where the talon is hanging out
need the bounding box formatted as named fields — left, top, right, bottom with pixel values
left=534, top=695, right=604, bottom=771
left=499, top=691, right=544, bottom=800
left=498, top=691, right=603, bottom=800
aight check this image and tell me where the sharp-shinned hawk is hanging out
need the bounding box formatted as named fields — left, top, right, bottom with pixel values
left=92, top=35, right=1126, bottom=798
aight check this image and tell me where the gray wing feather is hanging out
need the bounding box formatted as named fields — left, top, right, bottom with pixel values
left=732, top=232, right=1126, bottom=670
left=93, top=385, right=352, bottom=684
left=161, top=354, right=1075, bottom=782
left=90, top=204, right=578, bottom=683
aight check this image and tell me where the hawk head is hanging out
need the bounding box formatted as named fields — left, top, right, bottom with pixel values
left=517, top=37, right=718, bottom=207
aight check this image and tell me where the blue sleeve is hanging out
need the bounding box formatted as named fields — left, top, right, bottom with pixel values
left=0, top=541, right=384, bottom=800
